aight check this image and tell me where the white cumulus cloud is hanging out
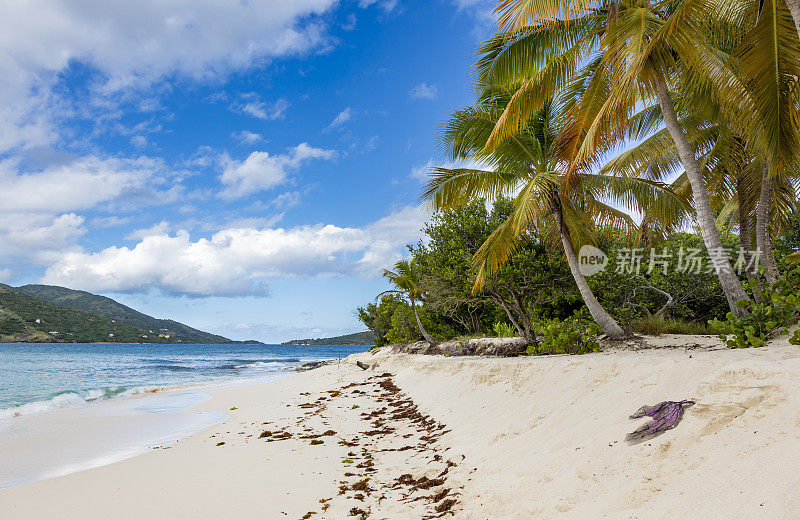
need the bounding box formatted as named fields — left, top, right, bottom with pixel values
left=125, top=221, right=172, bottom=241
left=0, top=155, right=164, bottom=213
left=40, top=206, right=428, bottom=297
left=0, top=154, right=183, bottom=265
left=0, top=213, right=86, bottom=264
left=219, top=143, right=336, bottom=199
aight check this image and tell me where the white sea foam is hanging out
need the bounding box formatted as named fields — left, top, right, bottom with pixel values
left=0, top=386, right=166, bottom=420
left=0, top=392, right=86, bottom=419
left=84, top=389, right=106, bottom=401
left=234, top=361, right=283, bottom=369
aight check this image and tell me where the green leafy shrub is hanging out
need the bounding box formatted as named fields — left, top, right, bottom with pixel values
left=358, top=294, right=457, bottom=346
left=528, top=312, right=602, bottom=355
left=790, top=328, right=800, bottom=346
left=385, top=304, right=421, bottom=344
left=710, top=268, right=800, bottom=348
left=492, top=322, right=516, bottom=337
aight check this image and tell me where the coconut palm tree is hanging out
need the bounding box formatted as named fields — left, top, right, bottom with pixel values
left=480, top=0, right=762, bottom=315
left=493, top=0, right=800, bottom=50
left=380, top=260, right=437, bottom=345
left=595, top=1, right=800, bottom=285
left=599, top=110, right=789, bottom=291
left=719, top=0, right=800, bottom=283
left=423, top=88, right=691, bottom=339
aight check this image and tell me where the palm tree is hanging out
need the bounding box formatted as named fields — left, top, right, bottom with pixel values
left=723, top=0, right=800, bottom=283
left=423, top=89, right=690, bottom=339
left=380, top=260, right=437, bottom=345
left=595, top=1, right=800, bottom=285
left=482, top=0, right=758, bottom=315
left=600, top=109, right=782, bottom=291
left=492, top=0, right=800, bottom=51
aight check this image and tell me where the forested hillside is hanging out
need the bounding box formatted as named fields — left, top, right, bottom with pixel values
left=14, top=285, right=233, bottom=343
left=0, top=284, right=162, bottom=343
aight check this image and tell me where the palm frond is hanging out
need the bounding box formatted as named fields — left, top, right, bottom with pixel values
left=421, top=167, right=522, bottom=210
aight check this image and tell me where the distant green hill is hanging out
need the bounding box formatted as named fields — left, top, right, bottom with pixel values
left=0, top=284, right=169, bottom=343
left=282, top=331, right=375, bottom=346
left=13, top=284, right=235, bottom=344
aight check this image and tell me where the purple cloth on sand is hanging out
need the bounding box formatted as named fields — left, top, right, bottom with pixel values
left=626, top=400, right=694, bottom=444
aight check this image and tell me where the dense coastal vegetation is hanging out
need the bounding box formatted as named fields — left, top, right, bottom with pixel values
left=282, top=331, right=375, bottom=346
left=359, top=0, right=800, bottom=352
left=0, top=284, right=253, bottom=344
left=14, top=285, right=234, bottom=343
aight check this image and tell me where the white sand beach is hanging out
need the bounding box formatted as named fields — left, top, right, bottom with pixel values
left=2, top=335, right=800, bottom=519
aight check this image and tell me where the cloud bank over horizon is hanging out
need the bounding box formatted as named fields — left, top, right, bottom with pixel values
left=41, top=206, right=427, bottom=297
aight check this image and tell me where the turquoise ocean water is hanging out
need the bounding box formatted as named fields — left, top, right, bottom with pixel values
left=0, top=342, right=368, bottom=419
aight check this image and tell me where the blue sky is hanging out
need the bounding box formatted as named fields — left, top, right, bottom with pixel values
left=0, top=0, right=496, bottom=342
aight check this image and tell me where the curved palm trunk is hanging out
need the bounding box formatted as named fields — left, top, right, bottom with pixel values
left=756, top=161, right=781, bottom=284
left=654, top=78, right=750, bottom=316
left=410, top=298, right=436, bottom=345
left=555, top=209, right=629, bottom=340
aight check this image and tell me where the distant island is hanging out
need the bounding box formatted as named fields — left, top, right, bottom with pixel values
left=0, top=284, right=261, bottom=344
left=282, top=331, right=375, bottom=346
